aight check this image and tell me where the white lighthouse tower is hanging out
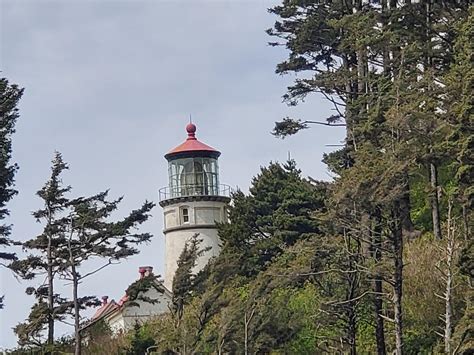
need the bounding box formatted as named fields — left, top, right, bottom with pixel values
left=159, top=122, right=231, bottom=291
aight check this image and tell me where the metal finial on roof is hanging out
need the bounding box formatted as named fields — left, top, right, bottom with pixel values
left=165, top=120, right=220, bottom=160
left=186, top=121, right=197, bottom=139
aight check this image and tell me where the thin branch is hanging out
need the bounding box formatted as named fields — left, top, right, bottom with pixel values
left=304, top=120, right=346, bottom=127
left=379, top=314, right=395, bottom=323
left=79, top=259, right=119, bottom=280
left=268, top=268, right=360, bottom=277
left=58, top=319, right=75, bottom=327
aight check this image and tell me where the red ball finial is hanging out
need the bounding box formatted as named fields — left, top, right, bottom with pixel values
left=186, top=122, right=196, bottom=139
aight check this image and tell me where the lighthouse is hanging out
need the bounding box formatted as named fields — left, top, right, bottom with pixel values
left=159, top=123, right=231, bottom=290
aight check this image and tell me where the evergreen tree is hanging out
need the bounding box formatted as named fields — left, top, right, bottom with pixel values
left=11, top=152, right=71, bottom=347
left=267, top=2, right=472, bottom=353
left=172, top=234, right=208, bottom=324
left=63, top=189, right=154, bottom=355
left=153, top=161, right=330, bottom=353
left=0, top=77, right=23, bottom=308
left=214, top=161, right=325, bottom=280
left=126, top=322, right=156, bottom=355
left=11, top=152, right=155, bottom=354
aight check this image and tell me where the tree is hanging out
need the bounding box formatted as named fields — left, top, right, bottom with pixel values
left=435, top=199, right=462, bottom=354
left=0, top=77, right=23, bottom=308
left=172, top=234, right=208, bottom=325
left=126, top=322, right=156, bottom=355
left=11, top=152, right=72, bottom=347
left=11, top=152, right=155, bottom=354
left=62, top=190, right=154, bottom=355
left=267, top=3, right=472, bottom=353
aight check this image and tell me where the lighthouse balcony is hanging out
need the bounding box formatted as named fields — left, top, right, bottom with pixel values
left=159, top=184, right=232, bottom=206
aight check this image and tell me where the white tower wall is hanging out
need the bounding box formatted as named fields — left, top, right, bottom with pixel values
left=162, top=199, right=228, bottom=290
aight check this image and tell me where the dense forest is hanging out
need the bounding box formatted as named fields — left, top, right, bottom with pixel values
left=1, top=1, right=472, bottom=354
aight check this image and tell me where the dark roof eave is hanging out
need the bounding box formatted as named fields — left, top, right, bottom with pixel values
left=165, top=150, right=221, bottom=161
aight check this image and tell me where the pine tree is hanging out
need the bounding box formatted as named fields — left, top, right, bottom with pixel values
left=0, top=77, right=23, bottom=308
left=63, top=190, right=154, bottom=355
left=11, top=152, right=71, bottom=347
left=126, top=322, right=156, bottom=355
left=267, top=2, right=471, bottom=353
left=11, top=152, right=155, bottom=353
left=172, top=234, right=208, bottom=325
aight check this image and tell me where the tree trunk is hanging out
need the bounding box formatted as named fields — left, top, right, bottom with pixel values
left=430, top=162, right=442, bottom=239
left=72, top=264, right=81, bottom=355
left=444, top=245, right=453, bottom=354
left=347, top=301, right=357, bottom=355
left=47, top=240, right=54, bottom=346
left=443, top=200, right=456, bottom=354
left=244, top=306, right=255, bottom=355
left=392, top=208, right=404, bottom=355
left=462, top=204, right=469, bottom=241
left=372, top=211, right=387, bottom=355
left=400, top=173, right=415, bottom=235
left=374, top=277, right=386, bottom=355
left=381, top=0, right=390, bottom=76
left=346, top=232, right=360, bottom=355
left=46, top=207, right=54, bottom=347
left=68, top=235, right=81, bottom=355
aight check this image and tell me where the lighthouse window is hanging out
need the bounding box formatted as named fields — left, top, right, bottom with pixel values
left=181, top=208, right=189, bottom=224
left=168, top=157, right=220, bottom=197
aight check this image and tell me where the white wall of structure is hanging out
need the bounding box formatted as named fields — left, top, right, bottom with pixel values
left=162, top=199, right=228, bottom=290
left=122, top=287, right=172, bottom=328
left=105, top=287, right=172, bottom=333
left=105, top=311, right=126, bottom=334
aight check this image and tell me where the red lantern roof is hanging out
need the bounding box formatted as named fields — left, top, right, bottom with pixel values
left=165, top=123, right=220, bottom=160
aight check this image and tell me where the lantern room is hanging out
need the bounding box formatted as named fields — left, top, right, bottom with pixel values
left=159, top=123, right=230, bottom=201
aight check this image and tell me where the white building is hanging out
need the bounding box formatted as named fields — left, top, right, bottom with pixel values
left=159, top=122, right=231, bottom=290
left=82, top=123, right=230, bottom=333
left=82, top=266, right=172, bottom=334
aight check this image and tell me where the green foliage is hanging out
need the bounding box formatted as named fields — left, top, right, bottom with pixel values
left=267, top=2, right=473, bottom=354
left=125, top=274, right=165, bottom=308
left=126, top=322, right=156, bottom=355
left=0, top=77, right=23, bottom=309
left=272, top=117, right=308, bottom=138
left=108, top=4, right=474, bottom=355
left=10, top=152, right=74, bottom=346
left=451, top=292, right=474, bottom=354
left=11, top=152, right=155, bottom=349
left=71, top=3, right=474, bottom=354
left=214, top=160, right=326, bottom=280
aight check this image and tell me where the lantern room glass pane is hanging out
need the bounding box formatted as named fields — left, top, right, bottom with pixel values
left=168, top=157, right=219, bottom=197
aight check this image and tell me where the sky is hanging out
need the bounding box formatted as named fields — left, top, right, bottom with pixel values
left=0, top=0, right=345, bottom=349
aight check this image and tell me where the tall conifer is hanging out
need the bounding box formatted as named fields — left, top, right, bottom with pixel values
left=0, top=77, right=23, bottom=308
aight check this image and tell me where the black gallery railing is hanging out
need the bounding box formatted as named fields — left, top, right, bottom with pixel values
left=159, top=184, right=232, bottom=201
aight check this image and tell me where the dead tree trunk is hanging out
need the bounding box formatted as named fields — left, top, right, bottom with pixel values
left=244, top=305, right=256, bottom=355
left=436, top=200, right=459, bottom=354
left=444, top=241, right=453, bottom=355
left=391, top=207, right=404, bottom=355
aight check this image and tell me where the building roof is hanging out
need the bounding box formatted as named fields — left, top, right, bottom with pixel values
left=165, top=123, right=220, bottom=160
left=90, top=298, right=118, bottom=321
left=80, top=267, right=173, bottom=333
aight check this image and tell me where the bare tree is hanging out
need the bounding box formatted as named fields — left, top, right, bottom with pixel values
left=435, top=199, right=461, bottom=354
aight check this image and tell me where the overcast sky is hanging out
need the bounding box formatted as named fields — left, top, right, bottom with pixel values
left=0, top=0, right=344, bottom=349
